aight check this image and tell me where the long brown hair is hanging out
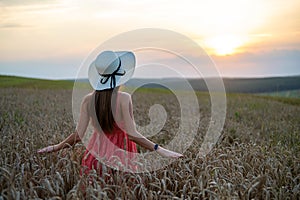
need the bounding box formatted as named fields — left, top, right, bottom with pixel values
left=94, top=87, right=119, bottom=133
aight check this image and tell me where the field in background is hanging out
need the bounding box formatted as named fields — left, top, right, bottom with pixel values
left=0, top=75, right=74, bottom=89
left=125, top=76, right=300, bottom=96
left=258, top=89, right=300, bottom=99
left=4, top=74, right=298, bottom=96
left=0, top=76, right=300, bottom=199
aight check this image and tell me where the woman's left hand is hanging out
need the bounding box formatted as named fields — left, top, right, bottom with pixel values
left=37, top=144, right=58, bottom=154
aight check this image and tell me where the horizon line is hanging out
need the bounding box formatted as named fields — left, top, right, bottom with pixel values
left=1, top=73, right=300, bottom=81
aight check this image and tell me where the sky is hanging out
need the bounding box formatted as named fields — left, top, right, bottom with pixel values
left=0, top=0, right=299, bottom=79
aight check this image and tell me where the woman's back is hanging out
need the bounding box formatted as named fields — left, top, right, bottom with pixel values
left=81, top=91, right=138, bottom=175
left=84, top=91, right=131, bottom=133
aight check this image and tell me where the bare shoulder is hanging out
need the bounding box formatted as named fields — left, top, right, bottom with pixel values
left=118, top=91, right=132, bottom=103
left=82, top=92, right=94, bottom=105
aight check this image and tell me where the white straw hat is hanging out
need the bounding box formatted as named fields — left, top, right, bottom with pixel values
left=88, top=51, right=136, bottom=90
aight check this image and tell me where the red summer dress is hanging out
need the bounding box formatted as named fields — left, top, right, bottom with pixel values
left=80, top=96, right=138, bottom=176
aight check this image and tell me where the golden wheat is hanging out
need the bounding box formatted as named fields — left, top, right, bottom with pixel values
left=0, top=88, right=299, bottom=199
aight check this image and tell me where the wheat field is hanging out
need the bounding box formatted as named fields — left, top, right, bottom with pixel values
left=0, top=87, right=299, bottom=199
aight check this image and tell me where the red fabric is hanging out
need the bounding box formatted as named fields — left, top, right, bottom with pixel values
left=80, top=124, right=138, bottom=176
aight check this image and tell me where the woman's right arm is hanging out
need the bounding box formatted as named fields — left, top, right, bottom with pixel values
left=121, top=93, right=183, bottom=158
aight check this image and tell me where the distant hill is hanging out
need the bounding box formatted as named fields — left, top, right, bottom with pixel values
left=1, top=75, right=300, bottom=94
left=125, top=76, right=300, bottom=93
left=221, top=76, right=300, bottom=93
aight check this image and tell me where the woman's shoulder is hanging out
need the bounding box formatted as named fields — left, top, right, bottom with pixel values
left=118, top=91, right=131, bottom=100
left=84, top=92, right=94, bottom=99
left=118, top=91, right=131, bottom=98
left=82, top=92, right=94, bottom=105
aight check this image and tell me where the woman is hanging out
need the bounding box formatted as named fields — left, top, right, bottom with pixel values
left=37, top=51, right=183, bottom=175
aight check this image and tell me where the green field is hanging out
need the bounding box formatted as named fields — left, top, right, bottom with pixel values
left=259, top=89, right=300, bottom=99
left=1, top=75, right=299, bottom=106
left=0, top=75, right=74, bottom=89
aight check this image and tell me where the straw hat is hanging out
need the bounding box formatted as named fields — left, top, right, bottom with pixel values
left=88, top=51, right=135, bottom=90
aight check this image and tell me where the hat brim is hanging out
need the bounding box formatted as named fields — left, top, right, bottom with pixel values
left=88, top=51, right=135, bottom=90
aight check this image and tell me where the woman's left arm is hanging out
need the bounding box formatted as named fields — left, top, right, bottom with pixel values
left=37, top=95, right=90, bottom=153
left=37, top=132, right=82, bottom=153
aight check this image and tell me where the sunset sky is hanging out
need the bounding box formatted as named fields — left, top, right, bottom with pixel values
left=0, top=0, right=299, bottom=79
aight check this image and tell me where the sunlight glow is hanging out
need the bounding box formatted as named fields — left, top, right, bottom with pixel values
left=204, top=35, right=247, bottom=56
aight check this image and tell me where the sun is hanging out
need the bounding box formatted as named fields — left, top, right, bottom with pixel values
left=204, top=35, right=246, bottom=56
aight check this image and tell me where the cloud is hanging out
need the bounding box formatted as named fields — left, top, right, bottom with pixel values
left=0, top=55, right=83, bottom=80
left=218, top=49, right=300, bottom=63
left=213, top=49, right=300, bottom=77
left=0, top=0, right=68, bottom=13
left=0, top=0, right=57, bottom=7
left=0, top=22, right=31, bottom=29
left=0, top=0, right=74, bottom=29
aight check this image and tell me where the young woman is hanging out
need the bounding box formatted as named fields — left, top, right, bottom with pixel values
left=37, top=51, right=183, bottom=175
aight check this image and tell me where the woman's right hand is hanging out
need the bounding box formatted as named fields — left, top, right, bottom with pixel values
left=156, top=147, right=184, bottom=158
